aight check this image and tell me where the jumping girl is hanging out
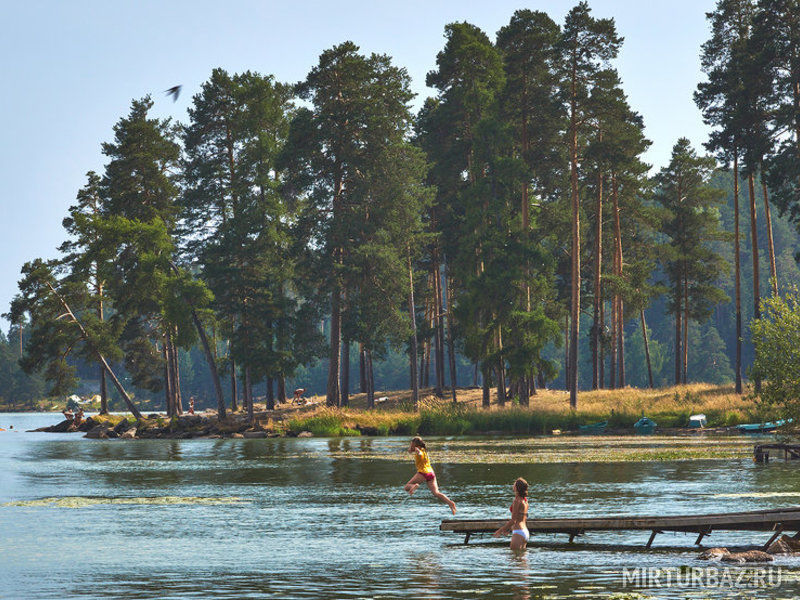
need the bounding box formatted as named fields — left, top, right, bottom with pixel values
left=493, top=477, right=529, bottom=550
left=404, top=436, right=457, bottom=515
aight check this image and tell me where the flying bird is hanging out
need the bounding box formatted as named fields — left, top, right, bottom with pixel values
left=164, top=85, right=182, bottom=102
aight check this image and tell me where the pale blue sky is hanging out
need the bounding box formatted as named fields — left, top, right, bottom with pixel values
left=0, top=0, right=715, bottom=327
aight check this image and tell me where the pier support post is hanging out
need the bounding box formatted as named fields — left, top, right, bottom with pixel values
left=695, top=528, right=711, bottom=546
left=645, top=530, right=659, bottom=549
left=763, top=526, right=783, bottom=551
left=464, top=532, right=471, bottom=545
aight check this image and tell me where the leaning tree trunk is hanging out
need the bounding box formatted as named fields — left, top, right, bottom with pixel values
left=760, top=176, right=778, bottom=296
left=48, top=282, right=142, bottom=419
left=748, top=173, right=762, bottom=392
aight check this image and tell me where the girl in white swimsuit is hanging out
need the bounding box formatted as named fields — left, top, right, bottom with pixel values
left=493, top=477, right=529, bottom=550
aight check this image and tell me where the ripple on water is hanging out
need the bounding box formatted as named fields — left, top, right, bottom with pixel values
left=2, top=496, right=249, bottom=508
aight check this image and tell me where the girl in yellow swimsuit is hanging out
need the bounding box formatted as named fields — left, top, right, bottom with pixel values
left=404, top=436, right=457, bottom=514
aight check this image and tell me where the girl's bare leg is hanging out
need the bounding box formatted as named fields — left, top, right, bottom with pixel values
left=427, top=478, right=457, bottom=514
left=510, top=533, right=528, bottom=551
left=404, top=472, right=426, bottom=496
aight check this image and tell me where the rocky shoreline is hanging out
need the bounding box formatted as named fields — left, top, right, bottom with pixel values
left=32, top=413, right=313, bottom=440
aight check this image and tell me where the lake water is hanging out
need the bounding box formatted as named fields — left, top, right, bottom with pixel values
left=1, top=413, right=799, bottom=599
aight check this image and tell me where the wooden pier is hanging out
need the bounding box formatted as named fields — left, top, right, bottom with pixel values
left=754, top=443, right=800, bottom=463
left=441, top=506, right=800, bottom=548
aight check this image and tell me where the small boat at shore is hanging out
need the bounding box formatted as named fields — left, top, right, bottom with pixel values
left=737, top=418, right=793, bottom=434
left=634, top=417, right=657, bottom=435
left=579, top=420, right=607, bottom=434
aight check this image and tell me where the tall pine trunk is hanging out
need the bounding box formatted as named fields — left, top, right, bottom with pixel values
left=592, top=173, right=604, bottom=390
left=612, top=174, right=624, bottom=388
left=266, top=377, right=275, bottom=411
left=431, top=268, right=443, bottom=397
left=277, top=377, right=286, bottom=405
left=481, top=364, right=490, bottom=408
left=433, top=264, right=445, bottom=398
left=341, top=340, right=350, bottom=407
left=599, top=299, right=605, bottom=388
left=443, top=262, right=457, bottom=403
left=640, top=310, right=654, bottom=388
left=674, top=282, right=682, bottom=386
left=171, top=336, right=183, bottom=415
left=359, top=343, right=367, bottom=393
left=245, top=366, right=253, bottom=424
left=569, top=92, right=581, bottom=409
left=733, top=155, right=743, bottom=394
left=748, top=173, right=761, bottom=392
left=407, top=246, right=419, bottom=409
left=97, top=284, right=108, bottom=414
left=610, top=297, right=617, bottom=390
left=327, top=286, right=342, bottom=407
left=230, top=356, right=238, bottom=412
left=682, top=273, right=688, bottom=385
left=366, top=350, right=375, bottom=409
left=163, top=339, right=174, bottom=416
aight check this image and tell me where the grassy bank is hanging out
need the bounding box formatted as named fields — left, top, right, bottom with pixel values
left=285, top=383, right=763, bottom=437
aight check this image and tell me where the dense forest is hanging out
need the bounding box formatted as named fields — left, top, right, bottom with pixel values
left=4, top=0, right=800, bottom=416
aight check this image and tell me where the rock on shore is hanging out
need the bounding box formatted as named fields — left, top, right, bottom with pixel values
left=32, top=413, right=284, bottom=440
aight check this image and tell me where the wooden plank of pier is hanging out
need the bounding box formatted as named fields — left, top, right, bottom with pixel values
left=441, top=506, right=800, bottom=548
left=754, top=443, right=800, bottom=463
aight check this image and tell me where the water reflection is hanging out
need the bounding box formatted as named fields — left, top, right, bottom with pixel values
left=3, top=416, right=800, bottom=599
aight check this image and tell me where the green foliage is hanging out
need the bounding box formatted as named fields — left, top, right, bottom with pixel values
left=751, top=288, right=800, bottom=417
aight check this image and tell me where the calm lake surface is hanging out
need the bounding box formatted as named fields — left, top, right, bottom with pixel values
left=1, top=413, right=799, bottom=599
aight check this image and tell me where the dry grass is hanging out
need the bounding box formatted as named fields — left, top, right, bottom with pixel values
left=271, top=383, right=761, bottom=436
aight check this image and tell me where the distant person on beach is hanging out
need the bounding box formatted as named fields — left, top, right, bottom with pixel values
left=404, top=436, right=456, bottom=515
left=493, top=478, right=529, bottom=550
left=74, top=408, right=85, bottom=427
left=188, top=397, right=195, bottom=414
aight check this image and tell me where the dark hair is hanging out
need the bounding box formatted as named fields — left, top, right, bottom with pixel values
left=411, top=436, right=426, bottom=449
left=514, top=478, right=529, bottom=498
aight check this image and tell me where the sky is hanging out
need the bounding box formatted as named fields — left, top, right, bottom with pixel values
left=0, top=0, right=716, bottom=329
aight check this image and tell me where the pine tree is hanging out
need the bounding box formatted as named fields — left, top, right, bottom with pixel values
left=695, top=0, right=754, bottom=393
left=283, top=42, right=423, bottom=407
left=558, top=2, right=622, bottom=407
left=655, top=138, right=730, bottom=384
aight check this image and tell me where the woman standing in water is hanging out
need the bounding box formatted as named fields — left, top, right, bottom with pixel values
left=404, top=436, right=457, bottom=514
left=494, top=478, right=529, bottom=550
